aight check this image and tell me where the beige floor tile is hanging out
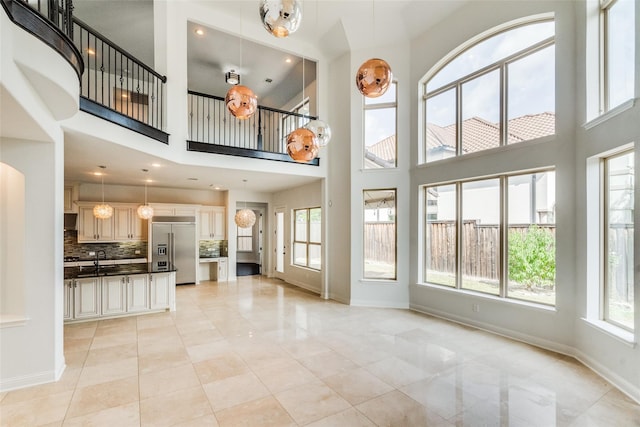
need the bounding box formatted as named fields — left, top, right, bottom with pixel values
left=89, top=330, right=137, bottom=350
left=185, top=340, right=233, bottom=363
left=140, top=385, right=213, bottom=427
left=304, top=408, right=377, bottom=427
left=203, top=371, right=271, bottom=411
left=0, top=390, right=72, bottom=426
left=62, top=401, right=139, bottom=427
left=2, top=368, right=81, bottom=405
left=66, top=376, right=138, bottom=419
left=194, top=352, right=250, bottom=384
left=138, top=347, right=191, bottom=375
left=139, top=363, right=201, bottom=399
left=84, top=342, right=138, bottom=367
left=63, top=349, right=88, bottom=370
left=356, top=390, right=451, bottom=427
left=180, top=328, right=224, bottom=348
left=323, top=367, right=394, bottom=405
left=136, top=312, right=175, bottom=330
left=275, top=383, right=351, bottom=425
left=64, top=337, right=93, bottom=353
left=252, top=358, right=321, bottom=393
left=364, top=355, right=432, bottom=388
left=299, top=349, right=359, bottom=379
left=214, top=396, right=296, bottom=427
left=76, top=357, right=138, bottom=388
left=568, top=389, right=640, bottom=426
left=171, top=414, right=220, bottom=427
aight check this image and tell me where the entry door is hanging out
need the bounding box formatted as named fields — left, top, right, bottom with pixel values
left=275, top=207, right=285, bottom=277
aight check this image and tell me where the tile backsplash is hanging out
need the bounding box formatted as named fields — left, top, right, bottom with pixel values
left=199, top=240, right=227, bottom=258
left=64, top=230, right=148, bottom=259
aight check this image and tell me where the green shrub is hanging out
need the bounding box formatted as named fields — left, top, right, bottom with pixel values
left=508, top=225, right=555, bottom=289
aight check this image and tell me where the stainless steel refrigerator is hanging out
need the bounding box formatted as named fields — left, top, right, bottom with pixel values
left=151, top=216, right=196, bottom=284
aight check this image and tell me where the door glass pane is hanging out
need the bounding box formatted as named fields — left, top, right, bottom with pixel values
left=605, top=151, right=634, bottom=329
left=426, top=88, right=457, bottom=162
left=507, top=172, right=556, bottom=305
left=461, top=179, right=500, bottom=295
left=461, top=69, right=500, bottom=154
left=364, top=189, right=397, bottom=279
left=507, top=45, right=555, bottom=143
left=425, top=184, right=457, bottom=287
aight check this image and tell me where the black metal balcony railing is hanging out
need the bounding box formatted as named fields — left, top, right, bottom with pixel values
left=72, top=16, right=168, bottom=142
left=187, top=90, right=320, bottom=165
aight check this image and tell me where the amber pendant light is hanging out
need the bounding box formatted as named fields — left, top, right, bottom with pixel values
left=287, top=57, right=319, bottom=162
left=355, top=1, right=392, bottom=98
left=226, top=8, right=257, bottom=119
left=259, top=0, right=301, bottom=38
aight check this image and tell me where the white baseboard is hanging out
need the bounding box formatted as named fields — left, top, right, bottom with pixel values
left=352, top=299, right=410, bottom=309
left=284, top=278, right=321, bottom=295
left=573, top=348, right=640, bottom=404
left=0, top=369, right=58, bottom=393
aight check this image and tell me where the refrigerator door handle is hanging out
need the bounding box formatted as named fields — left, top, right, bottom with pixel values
left=170, top=232, right=175, bottom=265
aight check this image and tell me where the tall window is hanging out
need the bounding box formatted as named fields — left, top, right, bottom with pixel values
left=601, top=0, right=635, bottom=112
left=293, top=207, right=321, bottom=270
left=237, top=222, right=253, bottom=252
left=364, top=189, right=397, bottom=279
left=603, top=150, right=634, bottom=331
left=364, top=82, right=397, bottom=168
left=424, top=170, right=556, bottom=305
left=424, top=19, right=555, bottom=163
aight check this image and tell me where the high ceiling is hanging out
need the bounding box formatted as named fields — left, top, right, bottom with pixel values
left=66, top=0, right=468, bottom=193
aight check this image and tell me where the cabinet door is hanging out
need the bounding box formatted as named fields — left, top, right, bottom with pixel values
left=64, top=280, right=74, bottom=320
left=199, top=209, right=213, bottom=239
left=212, top=207, right=226, bottom=240
left=74, top=278, right=101, bottom=319
left=131, top=212, right=146, bottom=241
left=102, top=276, right=127, bottom=315
left=97, top=215, right=115, bottom=241
left=77, top=206, right=98, bottom=242
left=64, top=186, right=74, bottom=213
left=127, top=275, right=149, bottom=313
left=113, top=207, right=132, bottom=240
left=150, top=273, right=170, bottom=310
left=218, top=258, right=228, bottom=281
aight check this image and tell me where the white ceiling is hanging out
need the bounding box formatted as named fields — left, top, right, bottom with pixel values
left=67, top=0, right=468, bottom=193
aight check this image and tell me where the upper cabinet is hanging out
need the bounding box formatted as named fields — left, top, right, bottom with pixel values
left=150, top=204, right=199, bottom=217
left=199, top=207, right=226, bottom=240
left=64, top=185, right=77, bottom=213
left=77, top=202, right=146, bottom=243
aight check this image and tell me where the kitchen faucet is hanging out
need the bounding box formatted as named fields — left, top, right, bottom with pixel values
left=94, top=250, right=106, bottom=268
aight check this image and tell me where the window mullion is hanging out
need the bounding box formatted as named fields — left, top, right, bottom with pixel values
left=500, top=176, right=508, bottom=298
left=456, top=85, right=462, bottom=156
left=500, top=63, right=507, bottom=146
left=456, top=182, right=462, bottom=289
left=306, top=208, right=311, bottom=268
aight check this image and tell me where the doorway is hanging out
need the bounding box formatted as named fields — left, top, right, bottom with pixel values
left=236, top=205, right=265, bottom=276
left=275, top=207, right=285, bottom=279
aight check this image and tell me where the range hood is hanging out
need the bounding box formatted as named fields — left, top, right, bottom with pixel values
left=64, top=213, right=77, bottom=231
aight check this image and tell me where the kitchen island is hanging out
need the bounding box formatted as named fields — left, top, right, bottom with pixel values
left=63, top=263, right=177, bottom=322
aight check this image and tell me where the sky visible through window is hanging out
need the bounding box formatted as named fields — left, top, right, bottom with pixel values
left=427, top=21, right=555, bottom=127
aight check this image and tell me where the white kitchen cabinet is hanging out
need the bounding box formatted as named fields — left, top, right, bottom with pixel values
left=77, top=204, right=115, bottom=242
left=199, top=207, right=226, bottom=240
left=150, top=273, right=170, bottom=310
left=74, top=278, right=101, bottom=319
left=114, top=206, right=146, bottom=241
left=209, top=257, right=228, bottom=281
left=101, top=275, right=127, bottom=315
left=151, top=204, right=199, bottom=217
left=64, top=279, right=74, bottom=320
left=64, top=186, right=75, bottom=213
left=127, top=274, right=149, bottom=313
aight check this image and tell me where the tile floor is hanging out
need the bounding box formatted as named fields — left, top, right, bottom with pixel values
left=1, top=276, right=640, bottom=426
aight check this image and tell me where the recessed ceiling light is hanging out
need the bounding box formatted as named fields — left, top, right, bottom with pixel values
left=93, top=172, right=102, bottom=176
left=145, top=179, right=153, bottom=183
left=87, top=48, right=95, bottom=55
left=195, top=28, right=204, bottom=36
left=285, top=58, right=292, bottom=63
left=151, top=163, right=161, bottom=167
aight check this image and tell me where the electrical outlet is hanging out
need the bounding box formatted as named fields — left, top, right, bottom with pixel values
left=135, top=250, right=141, bottom=254
left=88, top=251, right=95, bottom=256
left=472, top=304, right=480, bottom=313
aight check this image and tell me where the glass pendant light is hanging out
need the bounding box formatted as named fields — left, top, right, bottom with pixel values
left=355, top=1, right=393, bottom=98
left=259, top=0, right=301, bottom=38
left=303, top=119, right=331, bottom=147
left=234, top=180, right=256, bottom=228
left=137, top=169, right=154, bottom=220
left=93, top=166, right=113, bottom=219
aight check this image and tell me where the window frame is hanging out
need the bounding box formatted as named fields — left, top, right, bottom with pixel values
left=292, top=207, right=322, bottom=270
left=363, top=81, right=398, bottom=169
left=422, top=168, right=556, bottom=306
left=236, top=221, right=253, bottom=253
left=602, top=148, right=635, bottom=332
left=363, top=188, right=398, bottom=280
left=422, top=18, right=555, bottom=163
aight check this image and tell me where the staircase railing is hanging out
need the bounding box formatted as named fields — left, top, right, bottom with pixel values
left=187, top=90, right=320, bottom=165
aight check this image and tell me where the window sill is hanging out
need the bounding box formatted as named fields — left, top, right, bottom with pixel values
left=583, top=98, right=636, bottom=130
left=0, top=315, right=30, bottom=328
left=414, top=282, right=557, bottom=313
left=581, top=318, right=636, bottom=347
left=360, top=279, right=398, bottom=286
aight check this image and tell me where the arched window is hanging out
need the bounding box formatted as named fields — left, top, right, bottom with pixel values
left=422, top=18, right=555, bottom=163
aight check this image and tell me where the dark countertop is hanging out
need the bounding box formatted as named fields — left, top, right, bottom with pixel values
left=64, top=263, right=177, bottom=280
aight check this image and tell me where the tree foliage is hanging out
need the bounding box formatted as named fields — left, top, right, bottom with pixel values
left=508, top=225, right=555, bottom=289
